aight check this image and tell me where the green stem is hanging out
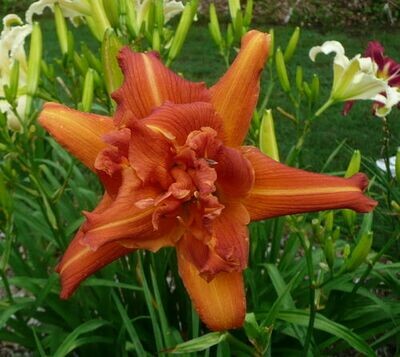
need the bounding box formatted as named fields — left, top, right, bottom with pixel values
left=314, top=98, right=334, bottom=117
left=297, top=232, right=316, bottom=355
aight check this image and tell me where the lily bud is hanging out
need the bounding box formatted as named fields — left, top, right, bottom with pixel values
left=391, top=200, right=400, bottom=214
left=275, top=47, right=291, bottom=93
left=74, top=53, right=89, bottom=76
left=226, top=24, right=234, bottom=47
left=268, top=28, right=274, bottom=59
left=101, top=29, right=123, bottom=97
left=125, top=0, right=137, bottom=37
left=345, top=232, right=373, bottom=272
left=209, top=3, right=223, bottom=46
left=345, top=150, right=361, bottom=178
left=233, top=10, right=244, bottom=42
left=155, top=0, right=164, bottom=30
left=324, top=211, right=334, bottom=232
left=81, top=68, right=95, bottom=112
left=8, top=60, right=20, bottom=103
left=296, top=66, right=303, bottom=92
left=259, top=109, right=280, bottom=161
left=54, top=3, right=69, bottom=55
left=303, top=81, right=312, bottom=101
left=88, top=0, right=111, bottom=40
left=311, top=74, right=320, bottom=102
left=228, top=0, right=240, bottom=22
left=167, top=0, right=197, bottom=64
left=311, top=218, right=325, bottom=244
left=343, top=244, right=351, bottom=259
left=152, top=28, right=161, bottom=52
left=103, top=0, right=120, bottom=28
left=243, top=0, right=253, bottom=27
left=284, top=26, right=300, bottom=62
left=343, top=150, right=361, bottom=228
left=395, top=148, right=400, bottom=182
left=26, top=22, right=42, bottom=116
left=324, top=237, right=335, bottom=269
left=81, top=43, right=102, bottom=73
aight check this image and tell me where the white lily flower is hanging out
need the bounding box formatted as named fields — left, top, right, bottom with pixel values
left=0, top=15, right=32, bottom=131
left=373, top=86, right=400, bottom=117
left=26, top=0, right=91, bottom=26
left=310, top=41, right=388, bottom=102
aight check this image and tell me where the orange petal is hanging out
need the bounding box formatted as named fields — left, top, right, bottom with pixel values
left=143, top=102, right=223, bottom=145
left=112, top=49, right=210, bottom=126
left=129, top=120, right=174, bottom=189
left=177, top=253, right=246, bottom=331
left=39, top=103, right=114, bottom=171
left=215, top=146, right=254, bottom=198
left=56, top=229, right=134, bottom=299
left=177, top=202, right=249, bottom=280
left=242, top=147, right=377, bottom=221
left=82, top=167, right=171, bottom=250
left=210, top=31, right=270, bottom=147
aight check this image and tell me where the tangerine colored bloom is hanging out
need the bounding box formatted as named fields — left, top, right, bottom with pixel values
left=39, top=31, right=376, bottom=331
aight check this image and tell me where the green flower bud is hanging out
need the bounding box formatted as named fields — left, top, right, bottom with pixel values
left=81, top=43, right=102, bottom=73
left=311, top=73, right=320, bottom=102
left=345, top=150, right=361, bottom=178
left=233, top=10, right=244, bottom=42
left=345, top=232, right=373, bottom=272
left=152, top=28, right=161, bottom=52
left=395, top=147, right=400, bottom=182
left=259, top=109, right=279, bottom=161
left=284, top=26, right=300, bottom=62
left=243, top=0, right=253, bottom=27
left=343, top=244, right=351, bottom=259
left=26, top=22, right=42, bottom=116
left=101, top=29, right=124, bottom=98
left=275, top=47, right=291, bottom=93
left=88, top=0, right=112, bottom=41
left=228, top=0, right=240, bottom=21
left=167, top=0, right=198, bottom=65
left=7, top=60, right=20, bottom=102
left=155, top=0, right=164, bottom=30
left=391, top=200, right=400, bottom=214
left=125, top=0, right=137, bottom=37
left=54, top=3, right=69, bottom=55
left=226, top=23, right=234, bottom=48
left=303, top=81, right=312, bottom=101
left=324, top=211, right=334, bottom=232
left=209, top=3, right=223, bottom=46
left=268, top=28, right=274, bottom=59
left=295, top=66, right=303, bottom=92
left=311, top=218, right=325, bottom=244
left=324, top=237, right=335, bottom=269
left=103, top=0, right=120, bottom=28
left=332, top=226, right=340, bottom=242
left=81, top=68, right=95, bottom=112
left=74, top=53, right=89, bottom=76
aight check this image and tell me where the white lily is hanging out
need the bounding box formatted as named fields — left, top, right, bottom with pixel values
left=26, top=0, right=91, bottom=26
left=310, top=41, right=388, bottom=103
left=373, top=86, right=400, bottom=117
left=0, top=14, right=32, bottom=131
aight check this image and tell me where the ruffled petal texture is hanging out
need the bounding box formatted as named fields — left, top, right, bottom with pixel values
left=39, top=103, right=114, bottom=171
left=112, top=49, right=210, bottom=127
left=242, top=147, right=377, bottom=221
left=210, top=31, right=270, bottom=147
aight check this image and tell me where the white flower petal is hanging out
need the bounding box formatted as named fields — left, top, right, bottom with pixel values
left=164, top=0, right=184, bottom=22
left=309, top=40, right=345, bottom=62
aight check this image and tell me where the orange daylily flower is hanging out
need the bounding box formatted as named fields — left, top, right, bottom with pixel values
left=39, top=30, right=376, bottom=331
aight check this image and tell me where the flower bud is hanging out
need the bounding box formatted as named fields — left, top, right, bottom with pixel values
left=324, top=237, right=335, bottom=269
left=7, top=60, right=20, bottom=102
left=311, top=218, right=325, bottom=244
left=81, top=43, right=102, bottom=73
left=259, top=109, right=280, bottom=161
left=284, top=26, right=300, bottom=62
left=295, top=66, right=303, bottom=92
left=343, top=150, right=361, bottom=228
left=303, top=81, right=312, bottom=101
left=233, top=10, right=244, bottom=42
left=324, top=211, right=334, bottom=232
left=268, top=28, right=274, bottom=59
left=26, top=22, right=42, bottom=116
left=345, top=232, right=373, bottom=272
left=103, top=0, right=120, bottom=28
left=209, top=3, right=223, bottom=46
left=125, top=0, right=137, bottom=37
left=275, top=47, right=291, bottom=93
left=391, top=200, right=400, bottom=214
left=152, top=28, right=161, bottom=52
left=343, top=244, right=351, bottom=259
left=101, top=29, right=123, bottom=98
left=332, top=226, right=340, bottom=242
left=167, top=0, right=198, bottom=65
left=54, top=3, right=69, bottom=55
left=345, top=150, right=361, bottom=178
left=311, top=74, right=320, bottom=102
left=243, top=0, right=253, bottom=27
left=81, top=68, right=95, bottom=112
left=88, top=0, right=111, bottom=40
left=74, top=53, right=89, bottom=76
left=155, top=0, right=164, bottom=30
left=228, top=0, right=240, bottom=22
left=395, top=147, right=400, bottom=182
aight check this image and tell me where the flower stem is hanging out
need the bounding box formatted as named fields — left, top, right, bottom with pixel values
left=314, top=98, right=334, bottom=117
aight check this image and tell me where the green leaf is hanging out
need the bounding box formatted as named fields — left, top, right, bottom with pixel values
left=278, top=310, right=375, bottom=356
left=169, top=332, right=227, bottom=354
left=53, top=319, right=108, bottom=357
